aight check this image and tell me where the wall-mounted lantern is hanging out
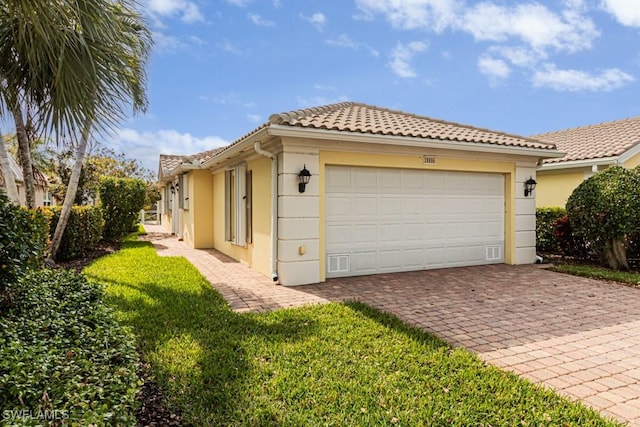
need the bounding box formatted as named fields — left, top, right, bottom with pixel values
left=298, top=165, right=311, bottom=193
left=524, top=176, right=537, bottom=197
left=170, top=185, right=175, bottom=194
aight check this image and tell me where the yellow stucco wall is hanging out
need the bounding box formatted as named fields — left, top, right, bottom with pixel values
left=623, top=152, right=640, bottom=169
left=318, top=150, right=517, bottom=281
left=535, top=170, right=585, bottom=208
left=211, top=156, right=272, bottom=276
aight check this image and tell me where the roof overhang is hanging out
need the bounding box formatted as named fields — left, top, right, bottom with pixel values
left=199, top=124, right=563, bottom=170
left=538, top=156, right=619, bottom=171
left=158, top=162, right=202, bottom=184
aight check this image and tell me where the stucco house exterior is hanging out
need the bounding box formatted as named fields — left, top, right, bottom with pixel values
left=0, top=153, right=53, bottom=207
left=158, top=102, right=561, bottom=286
left=533, top=116, right=640, bottom=208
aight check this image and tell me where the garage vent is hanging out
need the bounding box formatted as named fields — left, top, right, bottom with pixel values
left=327, top=254, right=350, bottom=274
left=485, top=246, right=501, bottom=261
left=423, top=155, right=436, bottom=165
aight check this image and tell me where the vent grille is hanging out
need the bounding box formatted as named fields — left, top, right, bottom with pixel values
left=485, top=246, right=502, bottom=261
left=423, top=155, right=436, bottom=165
left=327, top=254, right=350, bottom=273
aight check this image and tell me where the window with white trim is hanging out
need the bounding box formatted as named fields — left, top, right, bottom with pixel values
left=178, top=174, right=189, bottom=210
left=43, top=190, right=52, bottom=206
left=225, top=165, right=248, bottom=247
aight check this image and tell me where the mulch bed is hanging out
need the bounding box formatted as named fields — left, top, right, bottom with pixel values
left=55, top=240, right=183, bottom=427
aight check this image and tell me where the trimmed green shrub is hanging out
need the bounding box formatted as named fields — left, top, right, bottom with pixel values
left=0, top=268, right=139, bottom=425
left=100, top=177, right=146, bottom=241
left=553, top=215, right=588, bottom=259
left=566, top=166, right=640, bottom=270
left=0, top=191, right=49, bottom=290
left=536, top=207, right=566, bottom=252
left=43, top=206, right=104, bottom=261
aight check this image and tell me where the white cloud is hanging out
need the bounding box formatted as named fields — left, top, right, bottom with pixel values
left=225, top=0, right=251, bottom=6
left=249, top=13, right=275, bottom=27
left=389, top=41, right=429, bottom=78
left=601, top=0, right=640, bottom=27
left=533, top=65, right=635, bottom=92
left=460, top=2, right=598, bottom=53
left=146, top=0, right=204, bottom=24
left=247, top=114, right=263, bottom=123
left=325, top=34, right=380, bottom=57
left=109, top=128, right=230, bottom=172
left=217, top=39, right=242, bottom=55
left=478, top=55, right=511, bottom=79
left=491, top=46, right=543, bottom=68
left=355, top=0, right=460, bottom=32
left=297, top=95, right=349, bottom=107
left=302, top=12, right=327, bottom=31
left=326, top=34, right=358, bottom=49
left=152, top=31, right=187, bottom=53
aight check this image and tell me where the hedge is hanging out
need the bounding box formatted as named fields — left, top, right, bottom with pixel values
left=0, top=268, right=139, bottom=425
left=42, top=206, right=104, bottom=261
left=0, top=191, right=49, bottom=293
left=100, top=177, right=146, bottom=241
left=536, top=207, right=566, bottom=253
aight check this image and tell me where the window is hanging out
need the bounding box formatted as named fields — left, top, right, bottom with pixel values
left=225, top=165, right=249, bottom=247
left=178, top=174, right=189, bottom=210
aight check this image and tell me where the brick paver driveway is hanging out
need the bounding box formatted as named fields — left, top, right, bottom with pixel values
left=144, top=225, right=640, bottom=425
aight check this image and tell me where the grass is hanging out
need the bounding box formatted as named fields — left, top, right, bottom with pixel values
left=551, top=263, right=640, bottom=287
left=84, top=235, right=620, bottom=426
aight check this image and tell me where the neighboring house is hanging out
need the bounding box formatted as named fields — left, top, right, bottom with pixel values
left=533, top=116, right=640, bottom=208
left=158, top=102, right=561, bottom=286
left=0, top=153, right=53, bottom=207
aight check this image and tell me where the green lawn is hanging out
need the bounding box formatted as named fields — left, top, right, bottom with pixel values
left=551, top=263, right=640, bottom=287
left=84, top=236, right=619, bottom=426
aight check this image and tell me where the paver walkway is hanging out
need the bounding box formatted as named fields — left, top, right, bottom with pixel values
left=142, top=224, right=640, bottom=425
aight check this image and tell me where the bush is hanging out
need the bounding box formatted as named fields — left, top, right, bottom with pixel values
left=100, top=177, right=146, bottom=241
left=43, top=206, right=104, bottom=261
left=0, top=191, right=49, bottom=290
left=553, top=215, right=588, bottom=259
left=0, top=268, right=139, bottom=425
left=536, top=207, right=566, bottom=252
left=566, top=166, right=640, bottom=270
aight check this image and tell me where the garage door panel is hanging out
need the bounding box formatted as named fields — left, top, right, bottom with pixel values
left=326, top=166, right=505, bottom=278
left=353, top=224, right=377, bottom=244
left=380, top=223, right=401, bottom=242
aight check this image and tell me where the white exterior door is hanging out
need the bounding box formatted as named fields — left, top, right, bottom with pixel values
left=325, top=166, right=505, bottom=278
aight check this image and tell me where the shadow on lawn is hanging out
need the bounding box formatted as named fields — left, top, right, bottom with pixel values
left=86, top=268, right=319, bottom=425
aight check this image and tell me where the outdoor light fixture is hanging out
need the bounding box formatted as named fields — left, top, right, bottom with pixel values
left=524, top=176, right=537, bottom=197
left=298, top=165, right=312, bottom=193
left=170, top=185, right=175, bottom=194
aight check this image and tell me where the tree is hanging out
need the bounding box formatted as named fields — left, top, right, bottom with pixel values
left=0, top=132, right=19, bottom=203
left=0, top=0, right=151, bottom=259
left=566, top=166, right=640, bottom=270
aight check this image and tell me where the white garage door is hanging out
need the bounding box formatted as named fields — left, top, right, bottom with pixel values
left=325, top=166, right=505, bottom=278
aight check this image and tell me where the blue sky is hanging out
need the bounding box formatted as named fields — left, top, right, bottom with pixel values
left=107, top=0, right=640, bottom=171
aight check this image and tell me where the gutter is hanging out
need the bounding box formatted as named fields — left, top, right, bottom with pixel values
left=253, top=141, right=279, bottom=283
left=538, top=156, right=618, bottom=171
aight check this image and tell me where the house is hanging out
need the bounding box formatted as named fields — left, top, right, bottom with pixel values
left=533, top=116, right=640, bottom=208
left=0, top=153, right=53, bottom=207
left=158, top=102, right=561, bottom=286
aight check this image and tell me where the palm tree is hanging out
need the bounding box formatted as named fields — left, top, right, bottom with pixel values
left=0, top=130, right=19, bottom=203
left=0, top=0, right=151, bottom=258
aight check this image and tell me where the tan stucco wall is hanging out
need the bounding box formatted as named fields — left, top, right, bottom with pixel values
left=535, top=170, right=587, bottom=208
left=623, top=152, right=640, bottom=169
left=178, top=170, right=215, bottom=248
left=212, top=156, right=272, bottom=277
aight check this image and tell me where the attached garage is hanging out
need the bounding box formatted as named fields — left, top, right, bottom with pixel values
left=325, top=166, right=505, bottom=278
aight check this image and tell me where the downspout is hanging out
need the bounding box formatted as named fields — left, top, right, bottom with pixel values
left=254, top=141, right=279, bottom=282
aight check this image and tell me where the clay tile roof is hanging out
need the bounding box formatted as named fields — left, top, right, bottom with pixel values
left=533, top=116, right=640, bottom=164
left=159, top=147, right=226, bottom=177
left=269, top=102, right=556, bottom=150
